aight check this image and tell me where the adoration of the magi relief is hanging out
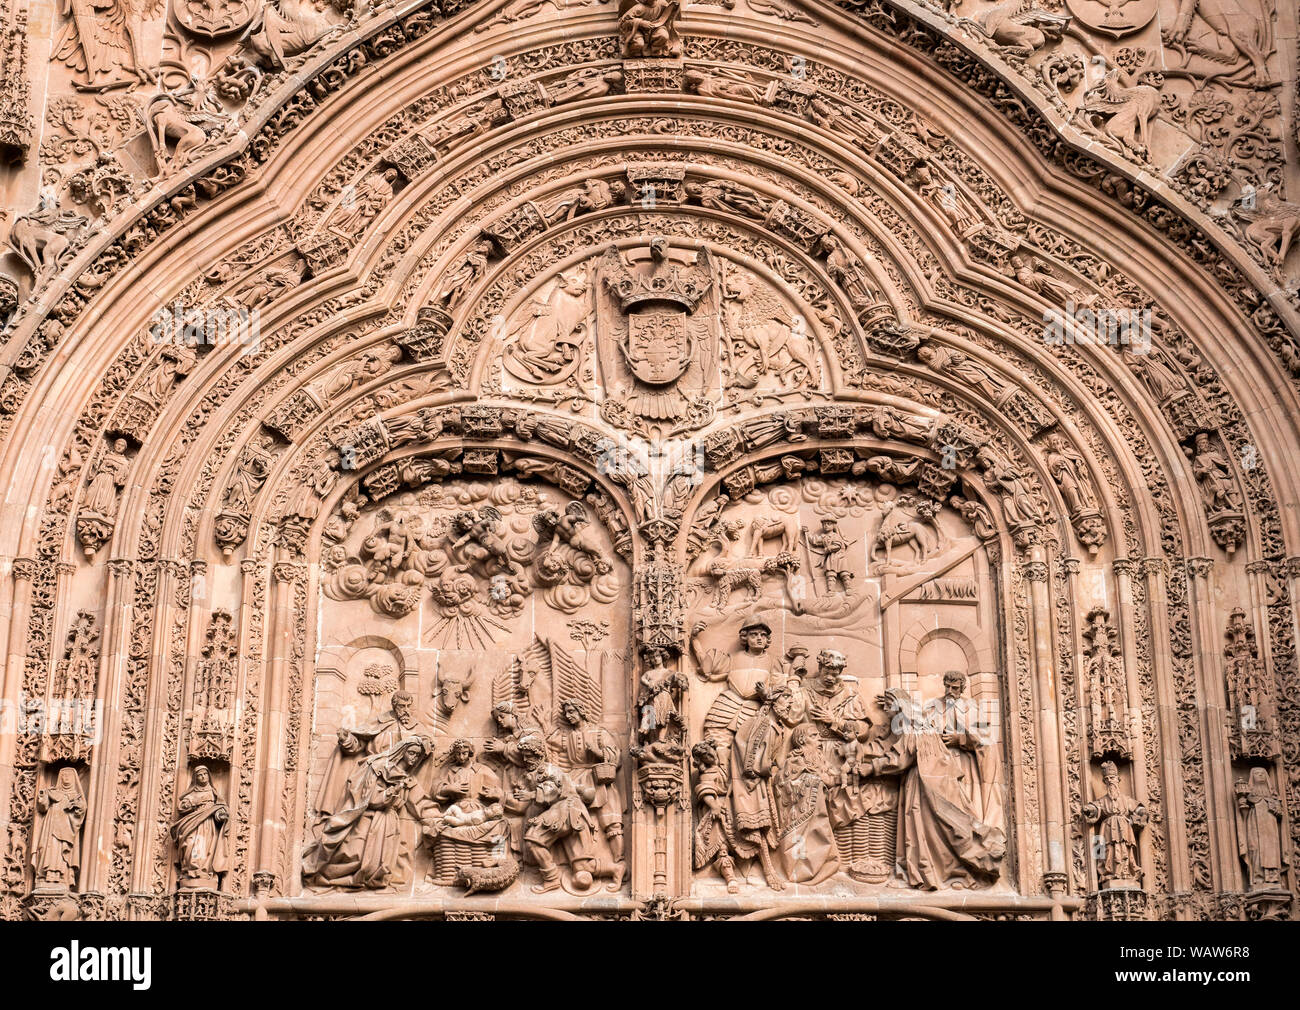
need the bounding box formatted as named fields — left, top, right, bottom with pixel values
left=0, top=0, right=1296, bottom=923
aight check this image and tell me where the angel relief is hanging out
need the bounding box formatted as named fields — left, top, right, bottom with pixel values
left=321, top=478, right=620, bottom=639
left=54, top=0, right=161, bottom=91
left=685, top=474, right=1009, bottom=893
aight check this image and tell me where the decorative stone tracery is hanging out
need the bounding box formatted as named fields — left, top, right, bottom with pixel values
left=0, top=0, right=1296, bottom=922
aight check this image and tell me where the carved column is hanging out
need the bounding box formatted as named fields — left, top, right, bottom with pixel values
left=1108, top=559, right=1153, bottom=885
left=1278, top=558, right=1300, bottom=892
left=252, top=560, right=305, bottom=891
left=1185, top=557, right=1240, bottom=892
left=1056, top=556, right=1085, bottom=899
left=1246, top=557, right=1295, bottom=913
left=234, top=557, right=263, bottom=898
left=129, top=559, right=186, bottom=898
left=1138, top=556, right=1194, bottom=912
left=0, top=557, right=36, bottom=853
left=81, top=557, right=136, bottom=894
left=0, top=4, right=33, bottom=161
left=1022, top=548, right=1068, bottom=884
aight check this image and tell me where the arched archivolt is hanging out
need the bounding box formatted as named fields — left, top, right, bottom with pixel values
left=2, top=1, right=1298, bottom=921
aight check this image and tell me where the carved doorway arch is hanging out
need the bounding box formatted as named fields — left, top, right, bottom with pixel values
left=2, top=0, right=1298, bottom=923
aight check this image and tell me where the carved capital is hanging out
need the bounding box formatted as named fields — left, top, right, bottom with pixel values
left=251, top=871, right=280, bottom=898
left=272, top=562, right=306, bottom=585
left=1042, top=871, right=1068, bottom=899
left=1020, top=561, right=1048, bottom=582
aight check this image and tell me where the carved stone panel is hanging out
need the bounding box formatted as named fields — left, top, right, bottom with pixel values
left=308, top=476, right=632, bottom=896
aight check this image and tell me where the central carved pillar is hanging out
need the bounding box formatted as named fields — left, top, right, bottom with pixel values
left=630, top=557, right=689, bottom=900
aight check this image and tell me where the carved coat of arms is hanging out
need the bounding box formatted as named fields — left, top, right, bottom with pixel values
left=623, top=308, right=693, bottom=386
left=598, top=236, right=716, bottom=425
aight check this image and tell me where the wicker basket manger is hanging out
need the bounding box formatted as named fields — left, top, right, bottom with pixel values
left=432, top=837, right=501, bottom=885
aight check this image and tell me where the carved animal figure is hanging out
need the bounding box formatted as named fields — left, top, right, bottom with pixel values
left=708, top=522, right=801, bottom=609
left=1163, top=0, right=1275, bottom=84
left=1081, top=67, right=1161, bottom=157
left=455, top=853, right=520, bottom=895
left=746, top=513, right=801, bottom=557
left=6, top=202, right=81, bottom=286
left=1239, top=191, right=1300, bottom=268
left=974, top=3, right=1068, bottom=57
left=436, top=667, right=477, bottom=717
left=722, top=271, right=820, bottom=388
left=870, top=496, right=944, bottom=568
left=146, top=93, right=213, bottom=176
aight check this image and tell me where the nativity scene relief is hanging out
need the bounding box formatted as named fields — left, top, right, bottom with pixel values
left=0, top=0, right=1295, bottom=924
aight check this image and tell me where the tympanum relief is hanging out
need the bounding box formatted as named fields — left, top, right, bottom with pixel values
left=492, top=234, right=828, bottom=438
left=1, top=0, right=1297, bottom=925
left=307, top=475, right=631, bottom=896
left=684, top=475, right=1006, bottom=893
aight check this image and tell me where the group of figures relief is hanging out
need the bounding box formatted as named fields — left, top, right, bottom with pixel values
left=322, top=479, right=619, bottom=642
left=304, top=678, right=628, bottom=895
left=689, top=631, right=1005, bottom=892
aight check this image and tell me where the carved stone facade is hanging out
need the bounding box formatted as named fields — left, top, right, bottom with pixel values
left=0, top=0, right=1297, bottom=922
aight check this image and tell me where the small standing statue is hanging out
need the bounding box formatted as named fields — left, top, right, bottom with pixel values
left=1186, top=432, right=1242, bottom=515
left=32, top=767, right=86, bottom=892
left=76, top=438, right=131, bottom=555
left=803, top=517, right=853, bottom=595
left=171, top=765, right=231, bottom=890
left=1082, top=761, right=1147, bottom=888
left=729, top=681, right=796, bottom=891
left=691, top=740, right=741, bottom=893
left=638, top=647, right=686, bottom=745
left=1235, top=768, right=1285, bottom=891
left=547, top=700, right=625, bottom=869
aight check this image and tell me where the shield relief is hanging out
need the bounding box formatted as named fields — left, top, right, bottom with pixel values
left=623, top=308, right=692, bottom=386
